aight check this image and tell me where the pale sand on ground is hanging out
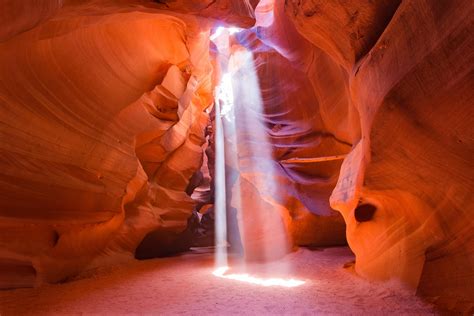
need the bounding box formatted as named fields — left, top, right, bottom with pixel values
left=0, top=247, right=436, bottom=315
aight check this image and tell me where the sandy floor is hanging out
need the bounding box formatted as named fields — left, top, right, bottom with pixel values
left=0, top=247, right=436, bottom=315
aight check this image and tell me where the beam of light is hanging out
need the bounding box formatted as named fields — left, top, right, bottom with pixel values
left=229, top=47, right=291, bottom=262
left=217, top=73, right=234, bottom=118
left=214, top=85, right=228, bottom=269
left=212, top=25, right=242, bottom=271
left=212, top=267, right=305, bottom=288
left=211, top=26, right=293, bottom=283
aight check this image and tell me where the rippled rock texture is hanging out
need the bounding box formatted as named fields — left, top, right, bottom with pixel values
left=0, top=0, right=472, bottom=312
left=0, top=0, right=226, bottom=287
left=282, top=0, right=473, bottom=311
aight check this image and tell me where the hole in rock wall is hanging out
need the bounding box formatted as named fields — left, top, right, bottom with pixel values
left=354, top=203, right=377, bottom=222
left=52, top=230, right=60, bottom=247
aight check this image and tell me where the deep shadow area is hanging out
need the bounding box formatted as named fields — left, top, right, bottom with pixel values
left=354, top=203, right=377, bottom=222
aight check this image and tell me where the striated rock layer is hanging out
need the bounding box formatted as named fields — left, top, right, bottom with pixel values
left=0, top=0, right=233, bottom=287
left=0, top=0, right=473, bottom=312
left=281, top=0, right=473, bottom=311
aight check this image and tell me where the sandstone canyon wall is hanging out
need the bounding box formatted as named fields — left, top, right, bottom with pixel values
left=0, top=0, right=473, bottom=312
left=282, top=0, right=473, bottom=310
left=0, top=0, right=257, bottom=288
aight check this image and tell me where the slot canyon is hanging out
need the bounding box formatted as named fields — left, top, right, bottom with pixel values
left=0, top=0, right=473, bottom=314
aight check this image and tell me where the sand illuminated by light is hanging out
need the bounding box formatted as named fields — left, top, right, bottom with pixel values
left=212, top=267, right=305, bottom=288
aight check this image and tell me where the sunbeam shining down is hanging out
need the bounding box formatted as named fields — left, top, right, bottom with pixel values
left=211, top=26, right=305, bottom=288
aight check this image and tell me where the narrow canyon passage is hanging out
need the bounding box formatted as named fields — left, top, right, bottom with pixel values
left=0, top=0, right=472, bottom=315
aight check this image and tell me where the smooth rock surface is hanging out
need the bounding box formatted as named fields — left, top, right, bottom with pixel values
left=0, top=0, right=472, bottom=312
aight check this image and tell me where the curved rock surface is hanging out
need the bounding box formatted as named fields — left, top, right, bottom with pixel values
left=283, top=0, right=474, bottom=310
left=0, top=0, right=215, bottom=287
left=0, top=0, right=472, bottom=312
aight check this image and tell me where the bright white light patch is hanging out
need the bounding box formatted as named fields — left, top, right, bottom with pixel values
left=210, top=26, right=242, bottom=41
left=216, top=73, right=234, bottom=119
left=212, top=267, right=305, bottom=288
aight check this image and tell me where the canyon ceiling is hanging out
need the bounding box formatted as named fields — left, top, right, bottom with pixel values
left=0, top=0, right=473, bottom=312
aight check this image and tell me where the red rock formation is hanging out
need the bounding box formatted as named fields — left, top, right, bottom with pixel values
left=239, top=43, right=348, bottom=247
left=0, top=0, right=63, bottom=42
left=152, top=0, right=259, bottom=28
left=215, top=0, right=349, bottom=259
left=0, top=0, right=472, bottom=312
left=0, top=0, right=217, bottom=287
left=284, top=0, right=474, bottom=310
